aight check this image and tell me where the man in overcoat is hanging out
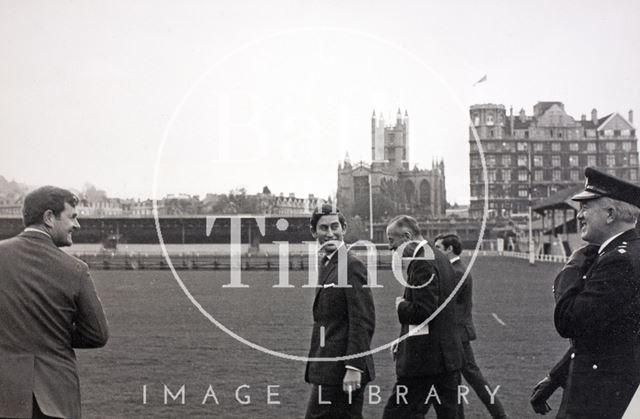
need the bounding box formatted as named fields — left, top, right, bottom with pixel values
left=553, top=167, right=640, bottom=419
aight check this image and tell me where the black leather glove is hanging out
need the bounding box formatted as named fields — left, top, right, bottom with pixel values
left=530, top=376, right=557, bottom=415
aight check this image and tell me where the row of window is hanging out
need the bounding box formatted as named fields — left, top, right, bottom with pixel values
left=477, top=128, right=636, bottom=139
left=470, top=141, right=635, bottom=153
left=470, top=167, right=638, bottom=184
left=470, top=153, right=638, bottom=168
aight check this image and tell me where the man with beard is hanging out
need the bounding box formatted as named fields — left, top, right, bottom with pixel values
left=0, top=186, right=109, bottom=419
left=304, top=203, right=375, bottom=419
left=553, top=167, right=640, bottom=419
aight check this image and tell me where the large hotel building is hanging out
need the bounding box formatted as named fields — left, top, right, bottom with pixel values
left=468, top=102, right=638, bottom=219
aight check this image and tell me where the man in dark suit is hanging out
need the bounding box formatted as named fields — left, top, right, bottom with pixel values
left=434, top=234, right=509, bottom=419
left=304, top=204, right=375, bottom=419
left=553, top=167, right=640, bottom=419
left=0, top=186, right=109, bottom=419
left=382, top=216, right=463, bottom=419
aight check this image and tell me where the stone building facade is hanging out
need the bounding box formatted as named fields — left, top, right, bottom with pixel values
left=337, top=109, right=447, bottom=221
left=468, top=102, right=638, bottom=219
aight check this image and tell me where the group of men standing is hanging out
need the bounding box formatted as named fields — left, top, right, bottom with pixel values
left=1, top=165, right=639, bottom=418
left=303, top=205, right=508, bottom=418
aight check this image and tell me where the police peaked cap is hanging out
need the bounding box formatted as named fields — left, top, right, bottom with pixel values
left=571, top=166, right=640, bottom=208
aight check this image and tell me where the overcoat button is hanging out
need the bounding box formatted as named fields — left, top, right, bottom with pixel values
left=592, top=364, right=598, bottom=370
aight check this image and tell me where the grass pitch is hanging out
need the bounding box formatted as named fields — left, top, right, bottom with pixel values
left=77, top=257, right=567, bottom=418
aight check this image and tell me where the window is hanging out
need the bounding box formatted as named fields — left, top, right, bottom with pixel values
left=622, top=129, right=631, bottom=137
left=517, top=155, right=527, bottom=166
left=518, top=189, right=528, bottom=198
left=502, top=169, right=511, bottom=182
left=487, top=170, right=496, bottom=182
left=473, top=114, right=480, bottom=126
left=490, top=129, right=495, bottom=137
left=533, top=143, right=543, bottom=152
left=470, top=156, right=480, bottom=168
left=569, top=155, right=579, bottom=166
left=587, top=155, right=597, bottom=166
left=623, top=142, right=632, bottom=152
left=486, top=142, right=496, bottom=151
left=518, top=170, right=528, bottom=181
left=606, top=142, right=616, bottom=151
left=534, top=170, right=543, bottom=181
left=517, top=142, right=527, bottom=151
left=486, top=155, right=496, bottom=167
left=558, top=131, right=563, bottom=138
left=502, top=155, right=512, bottom=166
left=551, top=143, right=561, bottom=152
left=606, top=155, right=616, bottom=167
left=469, top=142, right=478, bottom=151
left=587, top=142, right=596, bottom=152
left=552, top=156, right=561, bottom=167
left=631, top=169, right=638, bottom=181
left=553, top=170, right=562, bottom=182
left=570, top=170, right=580, bottom=181
left=569, top=143, right=579, bottom=151
left=586, top=129, right=596, bottom=137
left=486, top=113, right=495, bottom=126
left=604, top=130, right=614, bottom=137
left=533, top=155, right=543, bottom=167
left=631, top=154, right=638, bottom=165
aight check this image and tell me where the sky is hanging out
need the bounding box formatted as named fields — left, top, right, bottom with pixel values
left=1, top=0, right=640, bottom=205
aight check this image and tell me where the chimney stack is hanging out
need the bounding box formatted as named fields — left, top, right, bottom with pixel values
left=509, top=106, right=514, bottom=133
left=591, top=108, right=598, bottom=124
left=519, top=108, right=526, bottom=123
left=581, top=114, right=586, bottom=121
left=629, top=109, right=634, bottom=125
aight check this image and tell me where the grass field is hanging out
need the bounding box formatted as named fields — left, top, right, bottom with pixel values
left=76, top=256, right=568, bottom=418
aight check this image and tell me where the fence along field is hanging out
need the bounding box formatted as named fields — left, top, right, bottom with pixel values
left=75, top=256, right=568, bottom=418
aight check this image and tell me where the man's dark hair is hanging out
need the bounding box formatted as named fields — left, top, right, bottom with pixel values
left=388, top=215, right=421, bottom=237
left=310, top=203, right=346, bottom=231
left=434, top=233, right=462, bottom=256
left=22, top=186, right=79, bottom=227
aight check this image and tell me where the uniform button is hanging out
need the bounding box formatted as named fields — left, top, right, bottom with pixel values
left=582, top=275, right=587, bottom=279
left=571, top=353, right=575, bottom=359
left=592, top=364, right=598, bottom=370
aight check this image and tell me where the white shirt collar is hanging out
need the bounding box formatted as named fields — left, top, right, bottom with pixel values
left=324, top=242, right=345, bottom=261
left=598, top=231, right=626, bottom=254
left=450, top=256, right=460, bottom=264
left=24, top=227, right=51, bottom=238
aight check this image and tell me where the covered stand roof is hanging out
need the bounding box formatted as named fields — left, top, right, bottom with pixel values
left=532, top=185, right=583, bottom=215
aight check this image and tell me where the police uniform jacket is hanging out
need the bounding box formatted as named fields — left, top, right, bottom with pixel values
left=554, top=229, right=640, bottom=419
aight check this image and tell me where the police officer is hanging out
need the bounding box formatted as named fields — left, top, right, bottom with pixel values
left=553, top=167, right=640, bottom=419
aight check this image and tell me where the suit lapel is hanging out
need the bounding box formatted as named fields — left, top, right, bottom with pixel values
left=313, top=256, right=337, bottom=311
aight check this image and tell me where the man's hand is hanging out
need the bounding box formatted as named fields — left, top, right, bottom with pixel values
left=530, top=376, right=556, bottom=415
left=342, top=369, right=362, bottom=393
left=565, top=244, right=600, bottom=272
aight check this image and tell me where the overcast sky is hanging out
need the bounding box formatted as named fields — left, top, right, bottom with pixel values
left=2, top=0, right=639, bottom=205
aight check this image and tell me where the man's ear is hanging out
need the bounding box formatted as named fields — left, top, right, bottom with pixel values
left=310, top=227, right=318, bottom=239
left=42, top=209, right=55, bottom=228
left=606, top=207, right=616, bottom=224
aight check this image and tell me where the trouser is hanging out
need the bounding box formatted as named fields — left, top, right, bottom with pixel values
left=304, top=384, right=365, bottom=419
left=382, top=370, right=461, bottom=419
left=458, top=340, right=507, bottom=418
